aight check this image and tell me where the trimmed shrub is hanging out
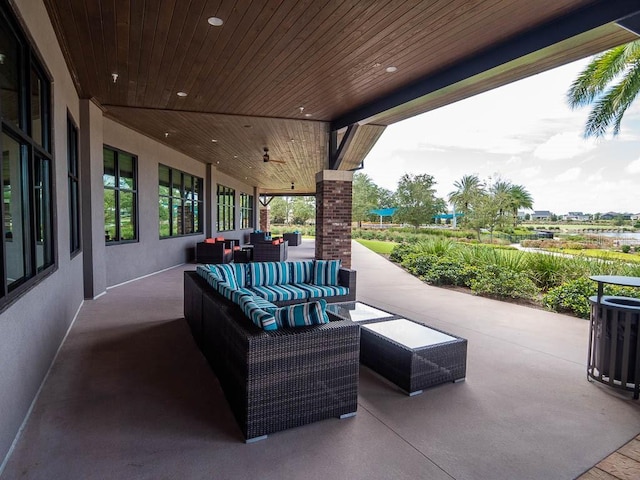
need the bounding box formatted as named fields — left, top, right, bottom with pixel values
left=543, top=278, right=640, bottom=319
left=469, top=265, right=539, bottom=300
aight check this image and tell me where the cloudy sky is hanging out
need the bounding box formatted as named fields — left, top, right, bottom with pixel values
left=361, top=58, right=640, bottom=215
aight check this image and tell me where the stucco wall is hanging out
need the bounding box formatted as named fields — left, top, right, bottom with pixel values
left=0, top=0, right=84, bottom=467
left=102, top=119, right=255, bottom=287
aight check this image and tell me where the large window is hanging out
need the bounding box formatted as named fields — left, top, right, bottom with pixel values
left=217, top=184, right=235, bottom=232
left=240, top=193, right=254, bottom=229
left=159, top=165, right=202, bottom=238
left=103, top=146, right=137, bottom=243
left=68, top=117, right=80, bottom=254
left=0, top=3, right=54, bottom=304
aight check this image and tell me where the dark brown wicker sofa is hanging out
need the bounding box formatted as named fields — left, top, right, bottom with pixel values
left=184, top=270, right=360, bottom=442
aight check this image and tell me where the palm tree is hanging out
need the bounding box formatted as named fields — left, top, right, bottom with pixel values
left=567, top=40, right=640, bottom=137
left=448, top=174, right=483, bottom=226
left=507, top=184, right=533, bottom=227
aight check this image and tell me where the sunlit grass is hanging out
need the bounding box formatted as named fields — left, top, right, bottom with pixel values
left=356, top=239, right=398, bottom=254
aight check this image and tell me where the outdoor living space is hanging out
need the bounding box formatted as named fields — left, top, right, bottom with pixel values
left=3, top=240, right=640, bottom=480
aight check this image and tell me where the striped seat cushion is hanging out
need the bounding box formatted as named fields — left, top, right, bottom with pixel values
left=248, top=284, right=309, bottom=303
left=249, top=261, right=291, bottom=287
left=238, top=295, right=277, bottom=331
left=210, top=263, right=246, bottom=289
left=313, top=259, right=341, bottom=286
left=297, top=284, right=349, bottom=299
left=231, top=287, right=254, bottom=304
left=289, top=260, right=314, bottom=284
left=271, top=299, right=329, bottom=328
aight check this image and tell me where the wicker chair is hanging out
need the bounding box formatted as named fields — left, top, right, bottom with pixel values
left=283, top=232, right=302, bottom=246
left=195, top=239, right=236, bottom=264
left=249, top=231, right=271, bottom=244
left=183, top=271, right=360, bottom=442
left=252, top=239, right=288, bottom=262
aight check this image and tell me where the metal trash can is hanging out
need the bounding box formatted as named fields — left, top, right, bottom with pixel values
left=589, top=296, right=640, bottom=397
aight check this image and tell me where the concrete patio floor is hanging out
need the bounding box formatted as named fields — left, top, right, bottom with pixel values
left=2, top=239, right=640, bottom=479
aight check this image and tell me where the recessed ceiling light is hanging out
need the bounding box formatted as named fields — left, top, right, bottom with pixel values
left=385, top=66, right=398, bottom=73
left=211, top=139, right=217, bottom=143
left=177, top=91, right=187, bottom=97
left=372, top=62, right=381, bottom=68
left=233, top=155, right=238, bottom=158
left=304, top=113, right=312, bottom=117
left=208, top=17, right=223, bottom=26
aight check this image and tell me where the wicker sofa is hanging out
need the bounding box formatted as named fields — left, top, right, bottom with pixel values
left=283, top=232, right=302, bottom=246
left=184, top=263, right=359, bottom=442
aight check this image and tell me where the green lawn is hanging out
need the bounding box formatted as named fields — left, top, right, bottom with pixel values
left=356, top=239, right=398, bottom=254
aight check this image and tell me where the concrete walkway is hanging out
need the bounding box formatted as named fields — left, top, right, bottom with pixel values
left=2, top=239, right=639, bottom=479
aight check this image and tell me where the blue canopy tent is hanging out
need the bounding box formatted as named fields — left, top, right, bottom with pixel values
left=370, top=208, right=398, bottom=226
left=434, top=212, right=464, bottom=227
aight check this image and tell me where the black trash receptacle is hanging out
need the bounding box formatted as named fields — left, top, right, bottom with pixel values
left=592, top=296, right=640, bottom=381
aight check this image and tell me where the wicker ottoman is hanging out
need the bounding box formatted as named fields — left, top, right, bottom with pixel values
left=360, top=318, right=467, bottom=396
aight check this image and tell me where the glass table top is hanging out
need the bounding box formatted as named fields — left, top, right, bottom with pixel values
left=325, top=301, right=395, bottom=322
left=363, top=319, right=457, bottom=349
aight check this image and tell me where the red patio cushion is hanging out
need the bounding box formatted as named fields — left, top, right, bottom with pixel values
left=204, top=238, right=216, bottom=243
left=216, top=236, right=225, bottom=242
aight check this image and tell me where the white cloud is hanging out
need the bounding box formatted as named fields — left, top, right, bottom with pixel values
left=533, top=132, right=597, bottom=160
left=625, top=157, right=640, bottom=174
left=554, top=167, right=581, bottom=182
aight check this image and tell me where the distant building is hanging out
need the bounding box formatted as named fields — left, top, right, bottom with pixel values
left=532, top=210, right=552, bottom=221
left=600, top=212, right=632, bottom=220
left=563, top=211, right=590, bottom=221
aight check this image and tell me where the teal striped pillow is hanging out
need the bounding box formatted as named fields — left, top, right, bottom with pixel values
left=273, top=299, right=329, bottom=328
left=312, top=260, right=341, bottom=286
left=249, top=262, right=290, bottom=287
left=289, top=260, right=314, bottom=284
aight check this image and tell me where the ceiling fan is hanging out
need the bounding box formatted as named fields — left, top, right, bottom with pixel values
left=262, top=147, right=286, bottom=164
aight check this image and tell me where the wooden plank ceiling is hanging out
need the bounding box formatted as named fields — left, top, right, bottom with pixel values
left=43, top=0, right=638, bottom=194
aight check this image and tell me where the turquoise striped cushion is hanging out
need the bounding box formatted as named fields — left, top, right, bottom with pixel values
left=249, top=262, right=290, bottom=287
left=298, top=284, right=349, bottom=299
left=231, top=287, right=254, bottom=304
left=249, top=284, right=309, bottom=302
left=239, top=296, right=277, bottom=331
left=289, top=260, right=314, bottom=284
left=273, top=299, right=329, bottom=328
left=312, top=260, right=341, bottom=286
left=213, top=264, right=239, bottom=290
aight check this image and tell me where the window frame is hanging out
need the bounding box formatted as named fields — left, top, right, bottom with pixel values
left=158, top=164, right=203, bottom=238
left=240, top=192, right=254, bottom=229
left=216, top=184, right=235, bottom=232
left=67, top=115, right=81, bottom=255
left=103, top=145, right=138, bottom=245
left=0, top=2, right=55, bottom=310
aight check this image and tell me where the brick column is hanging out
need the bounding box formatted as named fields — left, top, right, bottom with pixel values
left=260, top=206, right=270, bottom=232
left=315, top=170, right=353, bottom=268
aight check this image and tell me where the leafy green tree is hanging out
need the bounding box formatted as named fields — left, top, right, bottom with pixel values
left=269, top=197, right=290, bottom=224
left=393, top=173, right=446, bottom=228
left=506, top=184, right=533, bottom=227
left=567, top=40, right=640, bottom=137
left=465, top=190, right=501, bottom=241
left=352, top=173, right=381, bottom=226
left=448, top=174, right=483, bottom=226
left=291, top=196, right=315, bottom=224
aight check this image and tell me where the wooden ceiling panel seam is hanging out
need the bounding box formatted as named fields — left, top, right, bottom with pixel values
left=126, top=1, right=144, bottom=105
left=243, top=0, right=415, bottom=119
left=76, top=0, right=108, bottom=99
left=178, top=0, right=262, bottom=109
left=212, top=0, right=337, bottom=114
left=135, top=0, right=166, bottom=105
left=196, top=0, right=294, bottom=111
left=291, top=0, right=568, bottom=119
left=149, top=0, right=195, bottom=108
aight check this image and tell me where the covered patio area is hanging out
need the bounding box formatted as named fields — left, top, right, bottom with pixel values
left=3, top=241, right=639, bottom=480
